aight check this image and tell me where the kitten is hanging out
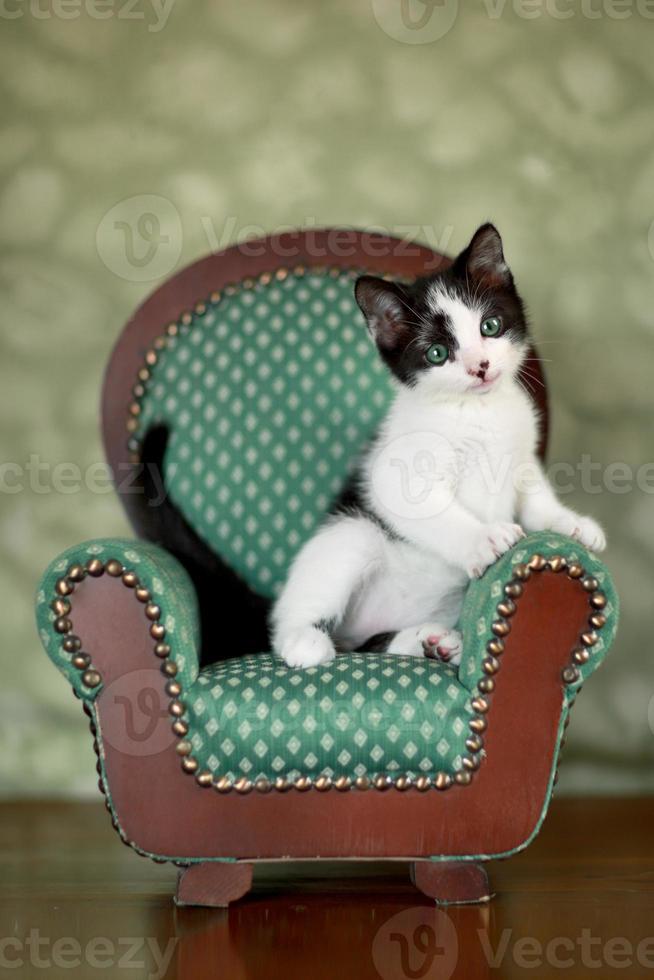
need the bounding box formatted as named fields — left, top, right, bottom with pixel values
left=271, top=223, right=606, bottom=669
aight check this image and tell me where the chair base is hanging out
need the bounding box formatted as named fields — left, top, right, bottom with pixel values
left=411, top=861, right=492, bottom=905
left=175, top=861, right=254, bottom=907
left=173, top=859, right=490, bottom=908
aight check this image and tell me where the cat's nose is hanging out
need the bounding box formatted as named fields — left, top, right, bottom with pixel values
left=467, top=359, right=490, bottom=379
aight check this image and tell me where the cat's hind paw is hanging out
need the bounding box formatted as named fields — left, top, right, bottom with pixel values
left=422, top=629, right=463, bottom=667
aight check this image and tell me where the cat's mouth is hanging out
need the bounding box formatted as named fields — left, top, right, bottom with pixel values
left=471, top=371, right=500, bottom=392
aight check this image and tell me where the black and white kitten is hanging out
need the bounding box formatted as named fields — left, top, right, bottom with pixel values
left=271, top=224, right=606, bottom=669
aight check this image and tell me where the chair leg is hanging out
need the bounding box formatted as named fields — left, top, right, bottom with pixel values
left=175, top=861, right=254, bottom=907
left=411, top=861, right=491, bottom=906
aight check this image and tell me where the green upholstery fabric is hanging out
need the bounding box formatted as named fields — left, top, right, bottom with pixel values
left=189, top=653, right=469, bottom=781
left=36, top=532, right=617, bottom=782
left=134, top=269, right=394, bottom=598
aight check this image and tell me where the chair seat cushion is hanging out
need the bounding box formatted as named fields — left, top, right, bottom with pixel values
left=186, top=653, right=475, bottom=783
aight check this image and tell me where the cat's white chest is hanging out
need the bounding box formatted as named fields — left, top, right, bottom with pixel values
left=454, top=403, right=529, bottom=521
left=379, top=383, right=537, bottom=526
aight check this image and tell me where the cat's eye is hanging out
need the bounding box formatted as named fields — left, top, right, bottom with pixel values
left=425, top=344, right=448, bottom=365
left=481, top=316, right=502, bottom=337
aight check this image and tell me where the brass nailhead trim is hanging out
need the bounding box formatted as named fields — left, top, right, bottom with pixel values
left=196, top=771, right=213, bottom=787
left=72, top=653, right=91, bottom=670
left=562, top=666, right=580, bottom=684
left=82, top=669, right=101, bottom=688
left=105, top=559, right=123, bottom=577
left=86, top=558, right=104, bottom=576
left=181, top=757, right=199, bottom=774
left=63, top=635, right=81, bottom=652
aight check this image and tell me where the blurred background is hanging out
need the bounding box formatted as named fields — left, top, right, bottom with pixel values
left=1, top=0, right=653, bottom=796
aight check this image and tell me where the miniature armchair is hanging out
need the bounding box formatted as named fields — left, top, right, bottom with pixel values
left=36, top=230, right=618, bottom=907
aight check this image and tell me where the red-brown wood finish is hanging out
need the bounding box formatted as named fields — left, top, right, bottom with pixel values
left=411, top=861, right=492, bottom=905
left=176, top=862, right=254, bottom=908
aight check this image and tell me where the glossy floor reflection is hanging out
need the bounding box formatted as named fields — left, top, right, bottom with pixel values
left=2, top=799, right=654, bottom=979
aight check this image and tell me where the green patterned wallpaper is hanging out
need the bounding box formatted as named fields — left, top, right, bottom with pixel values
left=1, top=0, right=653, bottom=795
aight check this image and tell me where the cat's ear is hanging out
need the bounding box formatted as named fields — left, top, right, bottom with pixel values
left=456, top=223, right=513, bottom=289
left=355, top=276, right=410, bottom=351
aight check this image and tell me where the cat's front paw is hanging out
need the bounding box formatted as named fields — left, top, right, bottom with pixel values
left=279, top=627, right=336, bottom=669
left=548, top=511, right=606, bottom=553
left=464, top=522, right=525, bottom=578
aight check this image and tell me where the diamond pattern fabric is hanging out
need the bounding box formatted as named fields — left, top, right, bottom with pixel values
left=135, top=270, right=395, bottom=598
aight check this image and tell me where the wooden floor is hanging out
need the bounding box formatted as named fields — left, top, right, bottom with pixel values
left=1, top=798, right=653, bottom=979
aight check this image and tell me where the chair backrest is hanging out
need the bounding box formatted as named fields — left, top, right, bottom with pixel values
left=103, top=230, right=548, bottom=598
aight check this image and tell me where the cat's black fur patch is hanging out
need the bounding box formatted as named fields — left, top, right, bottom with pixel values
left=355, top=223, right=527, bottom=387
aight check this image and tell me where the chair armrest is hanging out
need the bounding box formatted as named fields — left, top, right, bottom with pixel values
left=35, top=538, right=201, bottom=701
left=457, top=531, right=619, bottom=698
